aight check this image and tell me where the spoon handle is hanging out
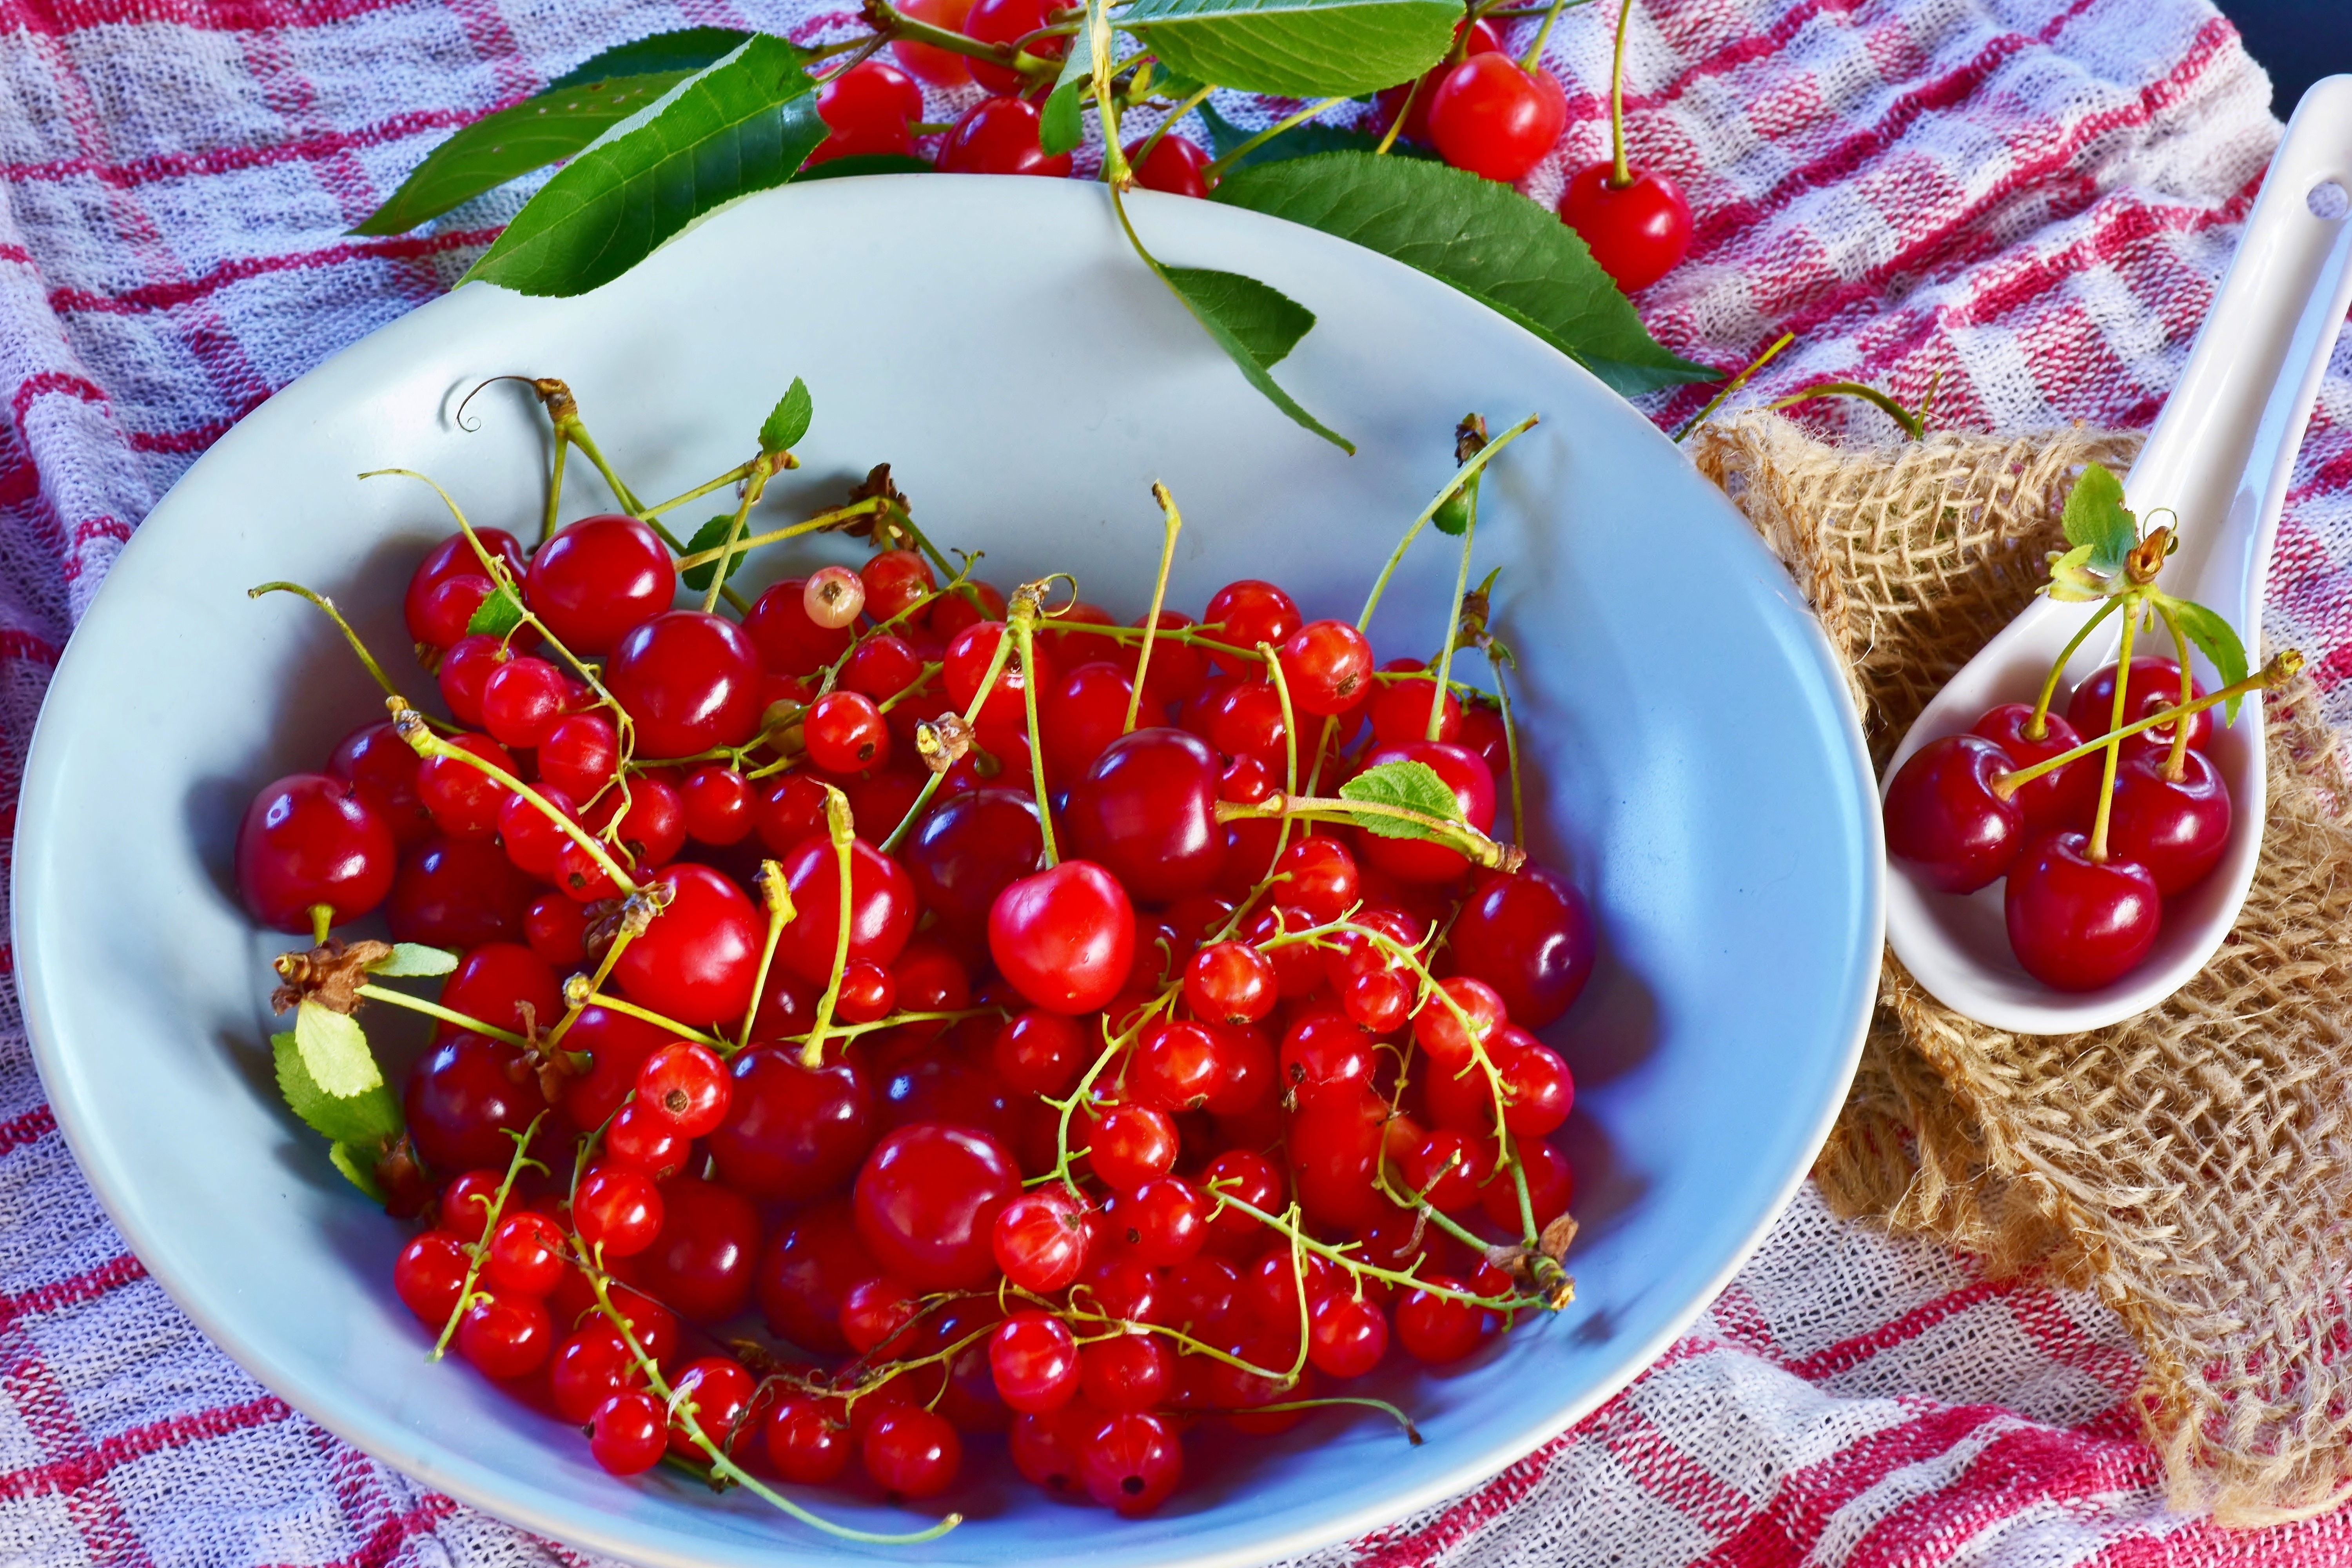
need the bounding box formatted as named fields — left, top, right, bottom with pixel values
left=2125, top=75, right=2352, bottom=639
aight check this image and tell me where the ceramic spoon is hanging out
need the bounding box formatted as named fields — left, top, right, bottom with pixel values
left=1882, top=75, right=2352, bottom=1035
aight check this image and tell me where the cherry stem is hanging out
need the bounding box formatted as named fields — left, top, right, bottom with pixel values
left=867, top=0, right=1061, bottom=80
left=543, top=434, right=568, bottom=549
left=1202, top=97, right=1350, bottom=181
left=2028, top=594, right=2123, bottom=739
left=353, top=983, right=530, bottom=1049
left=673, top=494, right=880, bottom=573
left=2089, top=599, right=2140, bottom=863
left=701, top=450, right=791, bottom=615
left=247, top=582, right=435, bottom=721
left=1217, top=793, right=1524, bottom=871
left=388, top=698, right=641, bottom=896
left=1359, top=414, right=1538, bottom=634
left=1374, top=74, right=1421, bottom=156
left=876, top=595, right=1021, bottom=853
left=1761, top=381, right=1924, bottom=441
left=546, top=919, right=643, bottom=1051
left=309, top=903, right=333, bottom=946
left=1428, top=443, right=1481, bottom=741
left=558, top=408, right=753, bottom=615
left=1010, top=589, right=1059, bottom=867
left=1668, top=330, right=1795, bottom=443
left=1125, top=483, right=1183, bottom=735
left=641, top=460, right=755, bottom=521
left=579, top=989, right=729, bottom=1049
left=779, top=1006, right=1005, bottom=1049
left=740, top=860, right=794, bottom=1053
left=798, top=788, right=859, bottom=1070
left=1608, top=0, right=1634, bottom=186
left=1992, top=653, right=2299, bottom=795
left=1259, top=638, right=1303, bottom=826
left=429, top=1112, right=547, bottom=1359
left=2156, top=598, right=2195, bottom=781
left=1519, top=0, right=1572, bottom=71
left=1489, top=647, right=1526, bottom=844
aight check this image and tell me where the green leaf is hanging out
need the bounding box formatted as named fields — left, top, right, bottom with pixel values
left=1212, top=152, right=1715, bottom=396
left=327, top=1143, right=387, bottom=1203
left=791, top=151, right=934, bottom=180
left=1158, top=265, right=1351, bottom=451
left=2062, top=462, right=2137, bottom=577
left=461, top=35, right=826, bottom=298
left=1198, top=98, right=1435, bottom=169
left=294, top=1001, right=383, bottom=1099
left=465, top=581, right=526, bottom=638
left=2041, top=542, right=2115, bottom=603
left=273, top=1031, right=401, bottom=1146
left=682, top=514, right=751, bottom=592
left=1339, top=758, right=1464, bottom=840
left=760, top=375, right=812, bottom=455
left=1121, top=0, right=1457, bottom=98
left=371, top=943, right=459, bottom=977
left=1041, top=73, right=1089, bottom=155
left=1432, top=472, right=1477, bottom=535
left=2160, top=595, right=2252, bottom=722
left=1147, top=67, right=1210, bottom=99
left=546, top=27, right=755, bottom=91
left=351, top=71, right=701, bottom=236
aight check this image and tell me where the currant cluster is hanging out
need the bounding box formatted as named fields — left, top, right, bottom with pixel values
left=1882, top=476, right=2285, bottom=992
left=799, top=0, right=1691, bottom=294
left=236, top=384, right=1594, bottom=1532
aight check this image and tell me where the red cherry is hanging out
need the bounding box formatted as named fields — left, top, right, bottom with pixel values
left=1449, top=864, right=1597, bottom=1027
left=405, top=528, right=526, bottom=650
left=1125, top=133, right=1211, bottom=197
left=1374, top=18, right=1503, bottom=144
left=2066, top=657, right=2213, bottom=758
left=388, top=835, right=533, bottom=947
left=1355, top=740, right=1496, bottom=883
left=590, top=1390, right=668, bottom=1475
left=1041, top=661, right=1137, bottom=784
left=609, top=864, right=760, bottom=1026
left=2004, top=832, right=2161, bottom=990
left=329, top=721, right=430, bottom=847
left=939, top=96, right=1071, bottom=175
left=1558, top=163, right=1693, bottom=294
left=1883, top=734, right=2025, bottom=894
left=1971, top=704, right=2099, bottom=833
left=962, top=0, right=1064, bottom=92
left=437, top=943, right=563, bottom=1041
left=1066, top=728, right=1227, bottom=902
left=404, top=1032, right=553, bottom=1172
left=1368, top=672, right=1460, bottom=743
left=525, top=515, right=675, bottom=655
left=634, top=1176, right=761, bottom=1324
left=236, top=773, right=396, bottom=933
left=989, top=860, right=1137, bottom=1015
left=991, top=1312, right=1081, bottom=1412
left=561, top=1004, right=671, bottom=1129
left=1203, top=680, right=1289, bottom=772
left=604, top=610, right=763, bottom=759
left=812, top=58, right=924, bottom=161
left=2107, top=749, right=2232, bottom=897
left=993, top=1186, right=1090, bottom=1291
left=853, top=1122, right=1022, bottom=1289
left=744, top=577, right=856, bottom=675
left=891, top=0, right=975, bottom=85
left=1428, top=55, right=1565, bottom=183
left=538, top=712, right=619, bottom=800
left=777, top=830, right=919, bottom=984
left=755, top=1199, right=879, bottom=1354
left=708, top=1045, right=877, bottom=1200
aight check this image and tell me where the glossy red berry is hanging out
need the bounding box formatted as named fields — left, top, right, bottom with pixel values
left=485, top=1210, right=568, bottom=1298
left=417, top=733, right=514, bottom=840
left=404, top=1032, right=553, bottom=1172
left=590, top=1390, right=669, bottom=1475
left=1127, top=133, right=1212, bottom=197
left=744, top=577, right=856, bottom=675
left=1412, top=975, right=1506, bottom=1070
left=2107, top=748, right=2232, bottom=897
left=406, top=528, right=526, bottom=650
left=863, top=1405, right=962, bottom=1497
left=993, top=1186, right=1091, bottom=1291
left=1559, top=163, right=1693, bottom=293
left=479, top=656, right=568, bottom=750
left=1354, top=740, right=1496, bottom=882
left=1085, top=1102, right=1178, bottom=1192
left=855, top=1122, right=1022, bottom=1289
left=989, top=860, right=1136, bottom=1015
left=2004, top=832, right=2162, bottom=990
left=1450, top=864, right=1597, bottom=1027
left=1884, top=733, right=2027, bottom=894
left=804, top=689, right=893, bottom=773
left=1396, top=1277, right=1485, bottom=1363
left=812, top=58, right=924, bottom=161
left=1307, top=1290, right=1389, bottom=1377
left=1368, top=671, right=1461, bottom=743
left=388, top=835, right=533, bottom=947
left=605, top=610, right=764, bottom=759
left=891, top=0, right=975, bottom=85
left=611, top=864, right=762, bottom=1027
left=1121, top=1176, right=1209, bottom=1265
left=706, top=1045, right=876, bottom=1200
left=236, top=773, right=397, bottom=933
left=526, top=515, right=676, bottom=655
left=1374, top=18, right=1503, bottom=144
left=777, top=830, right=920, bottom=984
left=1971, top=704, right=2099, bottom=833
left=330, top=720, right=430, bottom=846
left=2066, top=658, right=2212, bottom=758
left=667, top=1356, right=757, bottom=1458
left=991, top=1311, right=1081, bottom=1413
left=1428, top=55, right=1565, bottom=182
left=551, top=1324, right=642, bottom=1422
left=962, top=0, right=1064, bottom=91
left=1066, top=728, right=1227, bottom=902
left=538, top=712, right=619, bottom=800
left=436, top=635, right=505, bottom=728
left=605, top=1100, right=690, bottom=1179
left=393, top=1232, right=469, bottom=1325
left=765, top=1394, right=854, bottom=1484
left=1202, top=581, right=1300, bottom=667
left=636, top=1041, right=731, bottom=1138
left=457, top=1287, right=552, bottom=1380
left=575, top=1163, right=665, bottom=1258
left=1185, top=940, right=1278, bottom=1025
left=678, top=764, right=754, bottom=845
left=939, top=96, right=1071, bottom=176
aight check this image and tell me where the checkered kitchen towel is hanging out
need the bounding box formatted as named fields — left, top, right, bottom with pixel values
left=4, top=0, right=2352, bottom=1562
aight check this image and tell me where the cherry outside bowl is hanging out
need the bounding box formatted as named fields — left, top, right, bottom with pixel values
left=12, top=176, right=1880, bottom=1568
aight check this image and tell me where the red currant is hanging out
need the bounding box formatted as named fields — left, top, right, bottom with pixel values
left=1278, top=620, right=1374, bottom=714
left=862, top=1405, right=961, bottom=1497
left=1307, top=1290, right=1389, bottom=1377
left=1395, top=1278, right=1484, bottom=1363
left=392, top=1232, right=469, bottom=1325
left=457, top=1286, right=552, bottom=1379
left=589, top=1390, right=668, bottom=1475
left=679, top=765, right=754, bottom=844
left=993, top=1186, right=1091, bottom=1290
left=765, top=1394, right=854, bottom=1484
left=575, top=1163, right=665, bottom=1258
left=991, top=1311, right=1081, bottom=1412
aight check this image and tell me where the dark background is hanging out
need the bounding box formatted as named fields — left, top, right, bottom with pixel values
left=2220, top=0, right=2350, bottom=118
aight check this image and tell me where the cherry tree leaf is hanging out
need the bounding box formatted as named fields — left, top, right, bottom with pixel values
left=2160, top=595, right=2252, bottom=722
left=351, top=71, right=702, bottom=237
left=273, top=1031, right=401, bottom=1146
left=545, top=27, right=755, bottom=91
left=327, top=1143, right=388, bottom=1202
left=682, top=514, right=751, bottom=592
left=294, top=1000, right=384, bottom=1099
left=1120, top=0, right=1458, bottom=98
left=1160, top=266, right=1352, bottom=452
left=461, top=34, right=824, bottom=298
left=465, top=581, right=526, bottom=637
left=760, top=375, right=813, bottom=454
left=791, top=152, right=932, bottom=180
left=371, top=943, right=459, bottom=977
left=2062, top=461, right=2137, bottom=577
left=1339, top=758, right=1462, bottom=840
left=1198, top=99, right=1436, bottom=170
left=1212, top=152, right=1714, bottom=396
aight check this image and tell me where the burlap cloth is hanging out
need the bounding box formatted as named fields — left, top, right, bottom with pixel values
left=1691, top=411, right=2352, bottom=1529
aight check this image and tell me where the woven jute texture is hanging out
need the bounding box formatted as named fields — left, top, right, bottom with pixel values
left=1692, top=411, right=2352, bottom=1528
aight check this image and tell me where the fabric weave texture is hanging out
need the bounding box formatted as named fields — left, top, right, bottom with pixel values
left=2, top=0, right=2351, bottom=1562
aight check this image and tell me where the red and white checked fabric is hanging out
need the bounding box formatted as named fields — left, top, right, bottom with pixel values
left=3, top=0, right=2352, bottom=1561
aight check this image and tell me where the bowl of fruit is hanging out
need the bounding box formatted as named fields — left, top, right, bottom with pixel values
left=13, top=175, right=1880, bottom=1568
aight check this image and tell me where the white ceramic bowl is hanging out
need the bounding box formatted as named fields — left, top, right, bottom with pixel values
left=14, top=176, right=1881, bottom=1568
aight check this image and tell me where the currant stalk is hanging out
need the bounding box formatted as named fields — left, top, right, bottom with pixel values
left=429, top=1112, right=548, bottom=1360
left=388, top=699, right=640, bottom=895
